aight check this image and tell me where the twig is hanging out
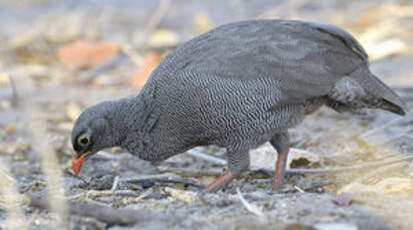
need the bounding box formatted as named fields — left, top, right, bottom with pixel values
left=158, top=168, right=223, bottom=177
left=144, top=0, right=171, bottom=35
left=133, top=189, right=153, bottom=203
left=29, top=194, right=170, bottom=226
left=0, top=162, right=27, bottom=230
left=294, top=185, right=305, bottom=193
left=120, top=173, right=178, bottom=183
left=111, top=176, right=120, bottom=191
left=29, top=116, right=68, bottom=229
left=286, top=155, right=413, bottom=174
left=360, top=116, right=410, bottom=139
left=236, top=188, right=265, bottom=218
left=155, top=178, right=204, bottom=188
left=85, top=190, right=138, bottom=199
left=353, top=161, right=409, bottom=184
left=186, top=149, right=227, bottom=165
left=121, top=173, right=204, bottom=188
left=185, top=147, right=413, bottom=174
left=8, top=74, right=18, bottom=107
left=78, top=53, right=128, bottom=83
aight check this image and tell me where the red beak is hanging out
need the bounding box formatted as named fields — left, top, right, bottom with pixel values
left=72, top=150, right=87, bottom=176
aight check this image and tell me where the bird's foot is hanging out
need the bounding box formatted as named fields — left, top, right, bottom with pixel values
left=272, top=175, right=284, bottom=190
left=204, top=172, right=234, bottom=193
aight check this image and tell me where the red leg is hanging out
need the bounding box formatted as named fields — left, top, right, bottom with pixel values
left=270, top=132, right=290, bottom=191
left=204, top=172, right=234, bottom=193
left=273, top=152, right=288, bottom=190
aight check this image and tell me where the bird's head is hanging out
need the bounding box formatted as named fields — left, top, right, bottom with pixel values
left=71, top=101, right=120, bottom=176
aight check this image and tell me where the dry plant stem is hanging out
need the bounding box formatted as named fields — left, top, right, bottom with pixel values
left=85, top=190, right=138, bottom=199
left=186, top=149, right=227, bottom=165
left=185, top=148, right=413, bottom=174
left=0, top=161, right=27, bottom=230
left=360, top=116, right=408, bottom=139
left=111, top=176, right=120, bottom=191
left=120, top=174, right=204, bottom=188
left=79, top=53, right=128, bottom=83
left=8, top=74, right=18, bottom=107
left=30, top=117, right=68, bottom=229
left=159, top=168, right=223, bottom=177
left=236, top=188, right=265, bottom=218
left=30, top=195, right=166, bottom=226
left=120, top=173, right=178, bottom=182
left=352, top=161, right=409, bottom=184
left=287, top=155, right=413, bottom=174
left=145, top=0, right=171, bottom=35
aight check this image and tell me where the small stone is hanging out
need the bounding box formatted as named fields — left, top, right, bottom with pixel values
left=315, top=223, right=358, bottom=230
left=332, top=193, right=353, bottom=206
left=66, top=102, right=82, bottom=121
left=141, top=180, right=155, bottom=189
left=16, top=138, right=30, bottom=152
left=284, top=223, right=317, bottom=230
left=13, top=152, right=26, bottom=161
left=5, top=124, right=16, bottom=133
left=148, top=29, right=179, bottom=48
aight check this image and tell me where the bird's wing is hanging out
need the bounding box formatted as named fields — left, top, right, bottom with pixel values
left=158, top=20, right=369, bottom=105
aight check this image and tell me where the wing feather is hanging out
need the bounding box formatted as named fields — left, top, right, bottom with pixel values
left=157, top=19, right=369, bottom=106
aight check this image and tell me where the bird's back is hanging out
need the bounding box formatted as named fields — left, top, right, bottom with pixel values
left=150, top=19, right=369, bottom=104
left=139, top=19, right=405, bottom=149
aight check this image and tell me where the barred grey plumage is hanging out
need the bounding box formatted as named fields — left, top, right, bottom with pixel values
left=71, top=19, right=407, bottom=192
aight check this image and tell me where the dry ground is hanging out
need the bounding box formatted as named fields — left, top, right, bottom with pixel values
left=0, top=0, right=413, bottom=229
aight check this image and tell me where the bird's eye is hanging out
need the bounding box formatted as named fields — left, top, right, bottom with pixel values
left=77, top=133, right=90, bottom=147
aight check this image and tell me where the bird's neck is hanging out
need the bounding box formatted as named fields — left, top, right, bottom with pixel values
left=114, top=94, right=160, bottom=160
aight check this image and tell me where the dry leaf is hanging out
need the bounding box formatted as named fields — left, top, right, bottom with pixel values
left=58, top=39, right=119, bottom=71
left=129, top=52, right=162, bottom=89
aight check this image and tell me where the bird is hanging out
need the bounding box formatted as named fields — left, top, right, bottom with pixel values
left=71, top=19, right=407, bottom=192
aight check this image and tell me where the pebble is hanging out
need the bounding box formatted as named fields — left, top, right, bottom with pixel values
left=315, top=223, right=358, bottom=230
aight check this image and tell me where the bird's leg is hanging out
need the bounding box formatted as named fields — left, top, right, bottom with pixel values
left=204, top=146, right=249, bottom=193
left=270, top=132, right=290, bottom=190
left=204, top=172, right=234, bottom=193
